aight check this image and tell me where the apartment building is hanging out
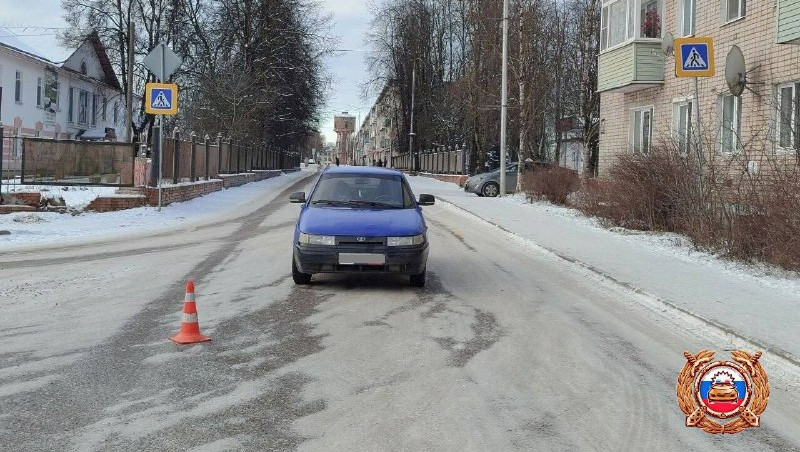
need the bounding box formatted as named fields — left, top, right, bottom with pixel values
left=597, top=0, right=800, bottom=174
left=353, top=83, right=400, bottom=166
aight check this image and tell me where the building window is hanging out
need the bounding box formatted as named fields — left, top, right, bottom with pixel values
left=80, top=61, right=88, bottom=75
left=722, top=0, right=745, bottom=23
left=601, top=0, right=662, bottom=51
left=631, top=106, right=654, bottom=154
left=102, top=96, right=108, bottom=121
left=15, top=71, right=22, bottom=103
left=12, top=128, right=22, bottom=158
left=679, top=0, right=695, bottom=36
left=776, top=82, right=798, bottom=150
left=37, top=77, right=43, bottom=107
left=673, top=99, right=693, bottom=154
left=113, top=101, right=119, bottom=124
left=92, top=94, right=98, bottom=127
left=720, top=94, right=741, bottom=153
left=79, top=90, right=89, bottom=125
left=68, top=87, right=75, bottom=122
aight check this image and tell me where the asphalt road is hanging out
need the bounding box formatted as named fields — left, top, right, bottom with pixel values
left=2, top=171, right=800, bottom=451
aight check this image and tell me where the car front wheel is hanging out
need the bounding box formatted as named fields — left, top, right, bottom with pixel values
left=481, top=182, right=499, bottom=197
left=410, top=268, right=426, bottom=287
left=292, top=259, right=312, bottom=285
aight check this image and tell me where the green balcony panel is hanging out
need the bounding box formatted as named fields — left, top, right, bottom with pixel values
left=598, top=41, right=664, bottom=93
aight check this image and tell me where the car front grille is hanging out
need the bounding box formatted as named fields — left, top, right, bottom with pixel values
left=336, top=236, right=386, bottom=246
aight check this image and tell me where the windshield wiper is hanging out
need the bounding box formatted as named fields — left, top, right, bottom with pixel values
left=344, top=200, right=403, bottom=208
left=311, top=199, right=361, bottom=207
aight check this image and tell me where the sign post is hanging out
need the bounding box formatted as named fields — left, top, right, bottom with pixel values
left=674, top=37, right=715, bottom=194
left=143, top=44, right=182, bottom=211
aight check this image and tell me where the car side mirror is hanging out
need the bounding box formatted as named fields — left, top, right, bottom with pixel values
left=418, top=194, right=435, bottom=206
left=289, top=192, right=306, bottom=203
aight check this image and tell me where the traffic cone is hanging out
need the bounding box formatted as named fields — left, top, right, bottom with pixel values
left=170, top=279, right=211, bottom=344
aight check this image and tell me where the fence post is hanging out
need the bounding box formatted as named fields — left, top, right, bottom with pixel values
left=204, top=134, right=210, bottom=180
left=236, top=142, right=241, bottom=173
left=227, top=138, right=233, bottom=173
left=0, top=122, right=4, bottom=202
left=215, top=133, right=222, bottom=175
left=190, top=131, right=197, bottom=182
left=173, top=128, right=180, bottom=184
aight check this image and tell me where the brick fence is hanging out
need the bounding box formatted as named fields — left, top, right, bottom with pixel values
left=5, top=191, right=42, bottom=207
left=143, top=180, right=225, bottom=206
left=418, top=172, right=469, bottom=187
left=87, top=195, right=147, bottom=212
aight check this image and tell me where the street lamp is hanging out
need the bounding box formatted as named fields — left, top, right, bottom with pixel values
left=409, top=59, right=417, bottom=173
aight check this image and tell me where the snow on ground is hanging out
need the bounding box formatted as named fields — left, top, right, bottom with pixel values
left=2, top=182, right=118, bottom=209
left=0, top=169, right=314, bottom=250
left=408, top=175, right=800, bottom=365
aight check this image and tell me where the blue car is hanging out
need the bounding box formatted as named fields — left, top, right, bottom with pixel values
left=289, top=166, right=435, bottom=287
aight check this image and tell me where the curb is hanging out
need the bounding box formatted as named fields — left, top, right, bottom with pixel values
left=433, top=194, right=800, bottom=373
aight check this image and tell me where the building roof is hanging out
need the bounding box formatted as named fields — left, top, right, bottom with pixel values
left=0, top=27, right=122, bottom=91
left=0, top=27, right=56, bottom=65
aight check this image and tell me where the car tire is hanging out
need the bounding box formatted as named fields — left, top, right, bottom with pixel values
left=481, top=182, right=499, bottom=197
left=410, top=268, right=426, bottom=287
left=292, top=259, right=312, bottom=285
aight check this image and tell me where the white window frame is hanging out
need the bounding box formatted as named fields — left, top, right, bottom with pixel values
left=600, top=0, right=663, bottom=52
left=68, top=87, right=75, bottom=123
left=719, top=94, right=741, bottom=154
left=630, top=106, right=654, bottom=154
left=15, top=71, right=22, bottom=103
left=722, top=0, right=745, bottom=23
left=102, top=96, right=108, bottom=121
left=673, top=98, right=694, bottom=155
left=78, top=90, right=89, bottom=125
left=92, top=94, right=98, bottom=127
left=678, top=0, right=695, bottom=36
left=36, top=77, right=43, bottom=107
left=776, top=82, right=797, bottom=152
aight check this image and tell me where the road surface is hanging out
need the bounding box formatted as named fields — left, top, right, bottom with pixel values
left=2, top=171, right=799, bottom=451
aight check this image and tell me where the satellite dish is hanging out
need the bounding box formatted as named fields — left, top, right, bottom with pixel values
left=662, top=32, right=674, bottom=56
left=725, top=45, right=746, bottom=96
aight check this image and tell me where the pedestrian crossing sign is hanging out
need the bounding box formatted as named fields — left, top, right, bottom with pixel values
left=145, top=83, right=178, bottom=115
left=675, top=37, right=715, bottom=77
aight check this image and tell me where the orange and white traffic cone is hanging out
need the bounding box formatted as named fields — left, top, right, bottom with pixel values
left=170, top=279, right=211, bottom=344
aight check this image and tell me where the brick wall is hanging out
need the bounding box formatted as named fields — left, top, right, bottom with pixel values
left=144, top=180, right=224, bottom=206
left=218, top=173, right=255, bottom=188
left=419, top=172, right=469, bottom=187
left=6, top=191, right=42, bottom=207
left=87, top=195, right=147, bottom=212
left=252, top=170, right=282, bottom=181
left=598, top=0, right=800, bottom=176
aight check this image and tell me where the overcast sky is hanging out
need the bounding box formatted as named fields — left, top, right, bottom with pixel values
left=0, top=0, right=375, bottom=144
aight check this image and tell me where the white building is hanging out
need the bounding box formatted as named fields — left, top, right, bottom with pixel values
left=1, top=29, right=128, bottom=173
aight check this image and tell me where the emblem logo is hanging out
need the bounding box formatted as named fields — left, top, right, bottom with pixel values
left=356, top=237, right=366, bottom=242
left=677, top=350, right=769, bottom=434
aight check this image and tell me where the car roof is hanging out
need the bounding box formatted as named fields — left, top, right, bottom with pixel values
left=322, top=166, right=404, bottom=176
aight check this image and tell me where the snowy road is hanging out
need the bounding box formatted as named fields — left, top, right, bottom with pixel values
left=2, top=171, right=800, bottom=451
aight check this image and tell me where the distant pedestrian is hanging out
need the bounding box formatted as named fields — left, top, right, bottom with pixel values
left=378, top=159, right=384, bottom=167
left=335, top=157, right=340, bottom=166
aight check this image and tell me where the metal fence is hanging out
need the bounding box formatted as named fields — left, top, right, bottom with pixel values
left=392, top=147, right=467, bottom=174
left=21, top=138, right=136, bottom=186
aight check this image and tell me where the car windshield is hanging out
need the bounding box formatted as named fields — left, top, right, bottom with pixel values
left=310, top=173, right=414, bottom=208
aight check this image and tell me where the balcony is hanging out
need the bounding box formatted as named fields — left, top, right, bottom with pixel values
left=597, top=40, right=664, bottom=93
left=777, top=0, right=800, bottom=44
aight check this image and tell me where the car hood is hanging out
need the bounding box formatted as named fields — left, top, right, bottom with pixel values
left=299, top=206, right=425, bottom=236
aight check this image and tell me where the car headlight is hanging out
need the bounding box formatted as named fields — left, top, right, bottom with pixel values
left=299, top=233, right=335, bottom=245
left=387, top=234, right=425, bottom=246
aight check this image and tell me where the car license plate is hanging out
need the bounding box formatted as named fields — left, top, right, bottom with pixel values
left=339, top=253, right=385, bottom=265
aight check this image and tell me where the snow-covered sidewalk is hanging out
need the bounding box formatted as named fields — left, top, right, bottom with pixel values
left=409, top=175, right=800, bottom=365
left=0, top=168, right=314, bottom=251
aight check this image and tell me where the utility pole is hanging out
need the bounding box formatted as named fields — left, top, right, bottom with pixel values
left=517, top=10, right=526, bottom=193
left=409, top=60, right=417, bottom=173
left=500, top=0, right=510, bottom=196
left=125, top=20, right=134, bottom=142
